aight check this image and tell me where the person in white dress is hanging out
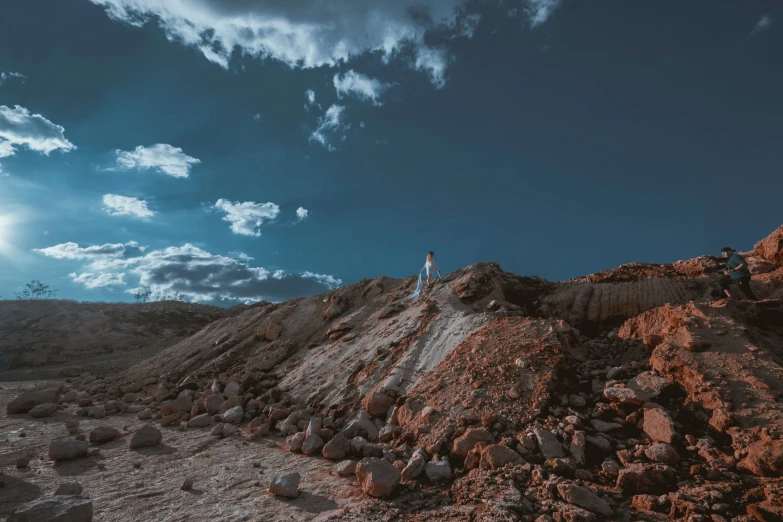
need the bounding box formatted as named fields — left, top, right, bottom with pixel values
left=424, top=251, right=442, bottom=287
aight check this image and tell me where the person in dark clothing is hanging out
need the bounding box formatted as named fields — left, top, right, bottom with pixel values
left=719, top=247, right=757, bottom=300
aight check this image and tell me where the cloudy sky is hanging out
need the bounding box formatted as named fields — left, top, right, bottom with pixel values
left=1, top=1, right=781, bottom=305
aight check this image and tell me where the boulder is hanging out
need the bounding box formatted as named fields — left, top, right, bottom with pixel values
left=7, top=496, right=93, bottom=522
left=453, top=427, right=495, bottom=457
left=557, top=483, right=613, bottom=516
left=337, top=460, right=358, bottom=476
left=401, top=457, right=425, bottom=481
left=603, top=387, right=645, bottom=405
left=396, top=399, right=424, bottom=428
left=322, top=433, right=350, bottom=460
left=188, top=413, right=211, bottom=428
left=129, top=425, right=162, bottom=449
left=644, top=443, right=679, bottom=464
left=269, top=472, right=300, bottom=498
left=223, top=381, right=241, bottom=399
left=709, top=409, right=733, bottom=433
left=480, top=444, right=525, bottom=470
left=287, top=432, right=305, bottom=452
left=205, top=394, right=223, bottom=414
left=363, top=392, right=395, bottom=417
left=341, top=412, right=378, bottom=441
left=534, top=428, right=566, bottom=459
left=643, top=408, right=676, bottom=444
left=424, top=460, right=451, bottom=481
left=738, top=439, right=783, bottom=477
left=7, top=386, right=62, bottom=414
left=627, top=372, right=676, bottom=401
left=301, top=433, right=324, bottom=455
left=617, top=463, right=676, bottom=494
left=218, top=396, right=242, bottom=415
left=55, top=483, right=84, bottom=496
left=265, top=322, right=282, bottom=341
left=220, top=405, right=244, bottom=425
left=88, top=427, right=121, bottom=445
left=49, top=438, right=88, bottom=461
left=753, top=225, right=783, bottom=266
left=29, top=403, right=58, bottom=418
left=356, top=457, right=401, bottom=497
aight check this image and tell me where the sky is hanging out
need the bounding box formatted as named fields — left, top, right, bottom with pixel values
left=0, top=0, right=781, bottom=305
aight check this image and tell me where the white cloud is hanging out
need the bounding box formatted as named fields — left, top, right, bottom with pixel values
left=0, top=105, right=76, bottom=163
left=414, top=47, right=449, bottom=89
left=0, top=72, right=26, bottom=86
left=88, top=0, right=554, bottom=88
left=253, top=113, right=262, bottom=120
left=296, top=207, right=309, bottom=221
left=526, top=0, right=560, bottom=27
left=102, top=194, right=155, bottom=219
left=334, top=70, right=389, bottom=105
left=310, top=104, right=348, bottom=151
left=213, top=199, right=280, bottom=236
left=40, top=241, right=342, bottom=303
left=69, top=272, right=127, bottom=289
left=302, top=271, right=342, bottom=287
left=113, top=143, right=200, bottom=178
left=750, top=15, right=773, bottom=37
left=304, top=89, right=319, bottom=111
left=35, top=241, right=143, bottom=260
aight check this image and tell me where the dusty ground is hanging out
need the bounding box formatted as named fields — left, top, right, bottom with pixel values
left=0, top=381, right=367, bottom=522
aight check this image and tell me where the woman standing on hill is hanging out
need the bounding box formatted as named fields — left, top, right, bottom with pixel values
left=412, top=251, right=442, bottom=299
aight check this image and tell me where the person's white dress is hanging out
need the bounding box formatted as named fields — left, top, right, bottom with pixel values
left=424, top=259, right=440, bottom=278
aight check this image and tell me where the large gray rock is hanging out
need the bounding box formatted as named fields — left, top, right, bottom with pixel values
left=29, top=403, right=59, bottom=418
left=301, top=433, right=324, bottom=455
left=7, top=386, right=62, bottom=414
left=424, top=460, right=451, bottom=481
left=341, top=412, right=379, bottom=441
left=220, top=405, right=244, bottom=425
left=187, top=413, right=211, bottom=428
left=8, top=496, right=93, bottom=522
left=557, top=482, right=613, bottom=515
left=322, top=433, right=350, bottom=459
left=356, top=458, right=400, bottom=497
left=49, top=438, right=88, bottom=461
left=55, top=483, right=83, bottom=496
left=129, top=424, right=162, bottom=449
left=205, top=394, right=223, bottom=415
left=287, top=432, right=305, bottom=452
left=627, top=372, right=675, bottom=401
left=401, top=457, right=425, bottom=480
left=89, top=427, right=121, bottom=445
left=534, top=428, right=566, bottom=459
left=269, top=472, right=300, bottom=498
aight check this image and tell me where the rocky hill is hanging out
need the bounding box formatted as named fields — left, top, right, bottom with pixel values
left=0, top=300, right=235, bottom=380
left=2, top=225, right=783, bottom=522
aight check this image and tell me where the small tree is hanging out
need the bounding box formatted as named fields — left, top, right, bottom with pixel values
left=14, top=280, right=57, bottom=300
left=133, top=285, right=153, bottom=303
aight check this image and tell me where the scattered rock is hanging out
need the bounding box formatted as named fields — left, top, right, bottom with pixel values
left=220, top=405, right=244, bottom=425
left=269, top=472, right=300, bottom=498
left=356, top=457, right=401, bottom=497
left=302, top=433, right=324, bottom=455
left=7, top=386, right=62, bottom=414
left=55, top=483, right=83, bottom=496
left=534, top=428, right=566, bottom=459
left=129, top=425, right=162, bottom=449
left=557, top=482, right=613, bottom=515
left=453, top=427, right=495, bottom=457
left=181, top=478, right=194, bottom=490
left=49, top=438, right=89, bottom=461
left=480, top=444, right=525, bottom=470
left=322, top=433, right=349, bottom=459
left=643, top=408, right=676, bottom=444
left=738, top=439, right=783, bottom=477
left=402, top=457, right=425, bottom=481
left=337, top=460, right=358, bottom=476
left=363, top=392, right=395, bottom=417
left=89, top=427, right=121, bottom=445
left=287, top=433, right=305, bottom=452
left=29, top=402, right=58, bottom=418
left=424, top=460, right=451, bottom=481
left=644, top=443, right=679, bottom=464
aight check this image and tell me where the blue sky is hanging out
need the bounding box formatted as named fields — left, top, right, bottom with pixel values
left=1, top=0, right=781, bottom=304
